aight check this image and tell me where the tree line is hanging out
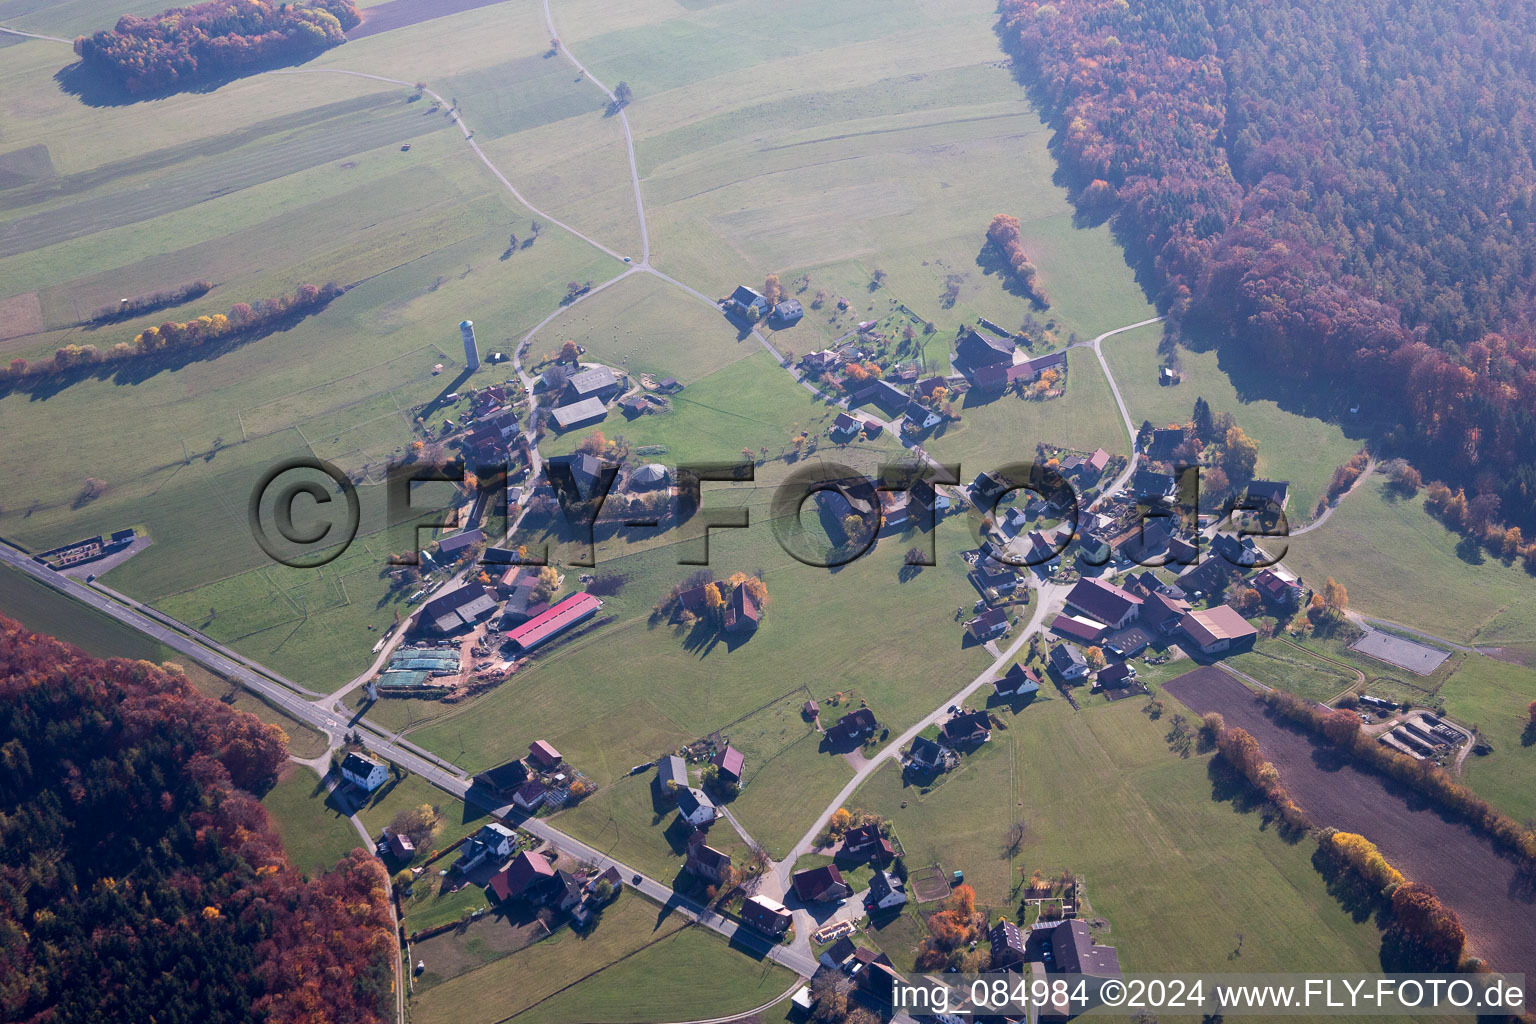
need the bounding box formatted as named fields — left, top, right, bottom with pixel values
left=74, top=0, right=361, bottom=95
left=985, top=214, right=1050, bottom=309
left=1001, top=0, right=1536, bottom=525
left=0, top=616, right=395, bottom=1024
left=1, top=282, right=342, bottom=382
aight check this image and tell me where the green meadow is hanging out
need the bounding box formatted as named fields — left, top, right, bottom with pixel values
left=855, top=695, right=1400, bottom=979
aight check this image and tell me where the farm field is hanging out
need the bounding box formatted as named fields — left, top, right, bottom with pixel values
left=552, top=772, right=749, bottom=885
left=260, top=764, right=367, bottom=877
left=852, top=691, right=1399, bottom=979
left=1433, top=655, right=1536, bottom=826
left=0, top=562, right=330, bottom=755
left=410, top=890, right=793, bottom=1024
left=404, top=514, right=991, bottom=786
left=557, top=0, right=1156, bottom=343
left=1101, top=324, right=1364, bottom=523
left=1164, top=667, right=1536, bottom=981
left=1280, top=472, right=1536, bottom=645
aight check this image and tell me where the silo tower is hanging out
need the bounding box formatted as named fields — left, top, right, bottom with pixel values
left=460, top=319, right=480, bottom=371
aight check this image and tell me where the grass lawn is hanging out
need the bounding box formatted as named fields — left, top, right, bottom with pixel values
left=403, top=874, right=498, bottom=936
left=260, top=764, right=365, bottom=877
left=728, top=732, right=855, bottom=860
left=539, top=350, right=842, bottom=467
left=853, top=696, right=1398, bottom=977
left=1225, top=637, right=1358, bottom=705
left=411, top=889, right=792, bottom=1024
left=551, top=773, right=746, bottom=886
left=1281, top=472, right=1536, bottom=645
left=1435, top=655, right=1536, bottom=825
left=355, top=772, right=484, bottom=863
left=1101, top=325, right=1364, bottom=525
left=403, top=515, right=990, bottom=784
left=0, top=562, right=329, bottom=757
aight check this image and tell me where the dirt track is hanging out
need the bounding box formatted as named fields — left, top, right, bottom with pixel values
left=1164, top=666, right=1536, bottom=979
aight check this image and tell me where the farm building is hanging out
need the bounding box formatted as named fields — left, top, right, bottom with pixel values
left=549, top=397, right=607, bottom=431
left=505, top=592, right=602, bottom=651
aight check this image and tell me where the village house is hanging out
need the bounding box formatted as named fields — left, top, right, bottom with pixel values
left=457, top=823, right=517, bottom=872
left=385, top=832, right=414, bottom=861
left=527, top=740, right=562, bottom=771
left=1146, top=426, right=1186, bottom=458
left=711, top=745, right=746, bottom=785
left=802, top=349, right=840, bottom=374
left=561, top=366, right=622, bottom=406
left=488, top=850, right=567, bottom=906
left=676, top=787, right=718, bottom=829
left=725, top=285, right=769, bottom=320
left=952, top=326, right=1016, bottom=376
left=340, top=751, right=389, bottom=793
left=842, top=823, right=894, bottom=863
left=941, top=709, right=992, bottom=748
left=903, top=400, right=942, bottom=432
left=1049, top=643, right=1089, bottom=680
left=865, top=870, right=907, bottom=911
left=989, top=919, right=1028, bottom=969
left=995, top=663, right=1042, bottom=698
left=474, top=759, right=531, bottom=800
left=1139, top=591, right=1193, bottom=635
left=966, top=606, right=1010, bottom=641
left=723, top=586, right=759, bottom=634
left=830, top=411, right=860, bottom=438
left=1063, top=577, right=1143, bottom=630
left=1251, top=566, right=1303, bottom=608
left=791, top=864, right=850, bottom=903
left=769, top=299, right=804, bottom=325
left=906, top=735, right=945, bottom=772
left=512, top=779, right=549, bottom=812
left=1245, top=479, right=1290, bottom=513
left=684, top=832, right=732, bottom=883
left=1096, top=662, right=1136, bottom=691
left=832, top=708, right=878, bottom=745
left=1179, top=605, right=1258, bottom=655
left=820, top=936, right=858, bottom=969
left=741, top=894, right=793, bottom=937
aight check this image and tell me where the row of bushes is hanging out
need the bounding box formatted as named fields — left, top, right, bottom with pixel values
left=1318, top=830, right=1468, bottom=971
left=0, top=283, right=342, bottom=382
left=1207, top=714, right=1311, bottom=833
left=86, top=280, right=211, bottom=324
left=985, top=214, right=1050, bottom=308
left=1261, top=690, right=1536, bottom=866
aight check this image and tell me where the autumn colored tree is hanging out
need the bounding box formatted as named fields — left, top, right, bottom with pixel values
left=986, top=214, right=1049, bottom=307
left=1221, top=426, right=1260, bottom=482
left=1319, top=708, right=1362, bottom=748
left=1084, top=646, right=1107, bottom=670
left=1388, top=883, right=1466, bottom=970
left=1323, top=577, right=1349, bottom=613
left=763, top=274, right=784, bottom=305
left=559, top=340, right=580, bottom=362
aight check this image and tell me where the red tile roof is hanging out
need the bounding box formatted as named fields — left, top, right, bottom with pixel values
left=506, top=592, right=601, bottom=650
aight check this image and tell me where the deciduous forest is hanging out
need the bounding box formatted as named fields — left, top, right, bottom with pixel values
left=0, top=618, right=394, bottom=1024
left=1003, top=0, right=1536, bottom=524
left=73, top=0, right=361, bottom=95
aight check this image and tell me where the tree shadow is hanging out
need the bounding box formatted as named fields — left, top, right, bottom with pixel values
left=0, top=297, right=340, bottom=401
left=975, top=242, right=1048, bottom=310
left=55, top=45, right=344, bottom=108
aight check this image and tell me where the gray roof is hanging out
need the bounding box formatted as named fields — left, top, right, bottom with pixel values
left=550, top=397, right=608, bottom=430
left=565, top=365, right=618, bottom=398
left=1050, top=643, right=1087, bottom=669
left=657, top=755, right=687, bottom=789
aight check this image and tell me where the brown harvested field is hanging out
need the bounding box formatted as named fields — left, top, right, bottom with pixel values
left=346, top=0, right=511, bottom=39
left=1164, top=666, right=1536, bottom=979
left=0, top=291, right=42, bottom=341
